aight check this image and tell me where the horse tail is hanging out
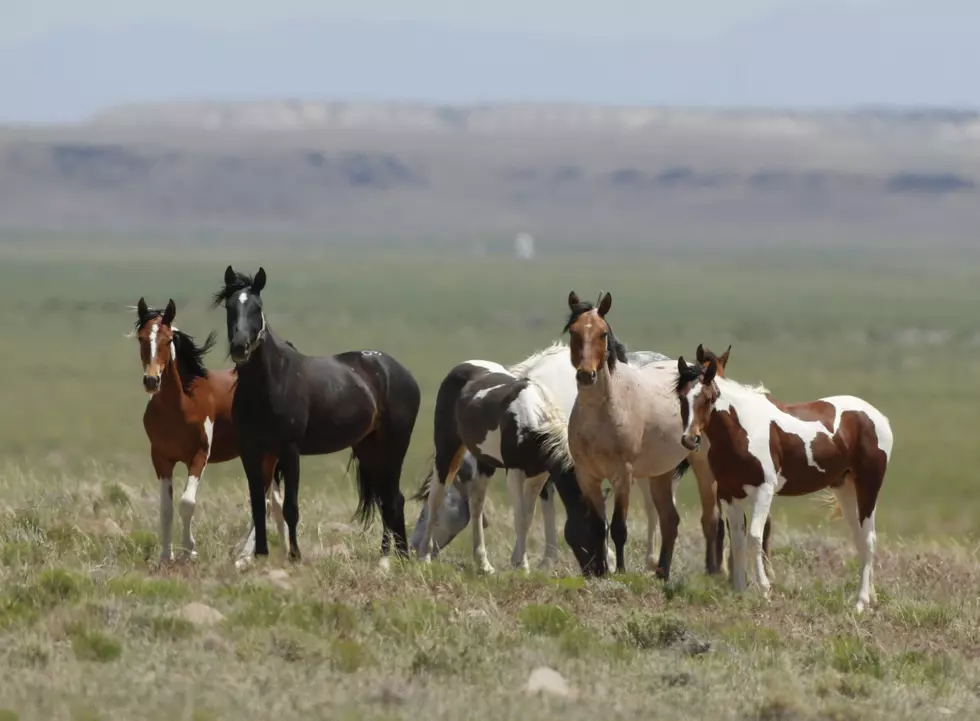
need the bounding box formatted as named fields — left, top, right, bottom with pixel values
left=818, top=489, right=843, bottom=520
left=410, top=452, right=437, bottom=502
left=672, top=458, right=691, bottom=482
left=273, top=460, right=285, bottom=490
left=349, top=452, right=380, bottom=526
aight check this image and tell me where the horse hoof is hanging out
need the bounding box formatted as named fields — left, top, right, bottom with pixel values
left=477, top=562, right=496, bottom=575
left=159, top=552, right=175, bottom=564
left=234, top=557, right=252, bottom=571
left=654, top=567, right=669, bottom=581
left=178, top=550, right=198, bottom=563
left=536, top=558, right=556, bottom=573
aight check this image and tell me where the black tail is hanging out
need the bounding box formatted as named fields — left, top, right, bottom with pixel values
left=349, top=452, right=380, bottom=527
left=273, top=460, right=285, bottom=490
left=672, top=458, right=691, bottom=482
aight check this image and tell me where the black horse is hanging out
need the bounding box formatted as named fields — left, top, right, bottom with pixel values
left=212, top=266, right=422, bottom=566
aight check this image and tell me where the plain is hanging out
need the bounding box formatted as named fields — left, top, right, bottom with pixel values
left=0, top=240, right=978, bottom=721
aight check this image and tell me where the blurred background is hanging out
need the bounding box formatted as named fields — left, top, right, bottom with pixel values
left=1, top=0, right=978, bottom=538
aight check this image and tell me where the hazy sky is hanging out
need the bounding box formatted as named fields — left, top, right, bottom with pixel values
left=3, top=0, right=883, bottom=46
left=1, top=0, right=977, bottom=122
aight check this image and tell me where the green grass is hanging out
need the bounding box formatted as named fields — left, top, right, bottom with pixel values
left=0, top=240, right=978, bottom=719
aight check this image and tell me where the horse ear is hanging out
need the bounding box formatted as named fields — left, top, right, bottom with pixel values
left=719, top=344, right=731, bottom=367
left=677, top=356, right=687, bottom=376
left=137, top=297, right=148, bottom=319
left=597, top=292, right=612, bottom=317
left=568, top=291, right=580, bottom=309
left=703, top=359, right=717, bottom=385
left=252, top=267, right=267, bottom=294
left=224, top=265, right=236, bottom=286
left=162, top=299, right=176, bottom=326
left=696, top=344, right=705, bottom=364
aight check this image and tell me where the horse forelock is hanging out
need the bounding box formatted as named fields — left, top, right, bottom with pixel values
left=562, top=300, right=627, bottom=371
left=211, top=270, right=257, bottom=307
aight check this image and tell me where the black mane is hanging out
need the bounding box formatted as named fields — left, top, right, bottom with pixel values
left=674, top=360, right=704, bottom=396
left=133, top=307, right=216, bottom=394
left=562, top=298, right=629, bottom=370
left=211, top=270, right=257, bottom=307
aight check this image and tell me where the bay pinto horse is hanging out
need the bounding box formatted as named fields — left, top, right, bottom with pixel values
left=410, top=342, right=732, bottom=579
left=694, top=344, right=773, bottom=578
left=211, top=266, right=422, bottom=568
left=132, top=298, right=288, bottom=562
left=414, top=359, right=573, bottom=574
left=675, top=351, right=893, bottom=612
left=563, top=290, right=729, bottom=578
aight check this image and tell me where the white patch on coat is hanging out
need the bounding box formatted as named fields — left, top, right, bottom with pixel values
left=148, top=323, right=159, bottom=367
left=238, top=292, right=248, bottom=304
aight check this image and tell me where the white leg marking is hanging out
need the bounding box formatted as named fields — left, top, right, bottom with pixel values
left=724, top=499, right=747, bottom=592
left=469, top=473, right=494, bottom=574
left=179, top=417, right=214, bottom=560
left=417, top=468, right=445, bottom=563
left=517, top=473, right=547, bottom=572
left=508, top=469, right=529, bottom=570
left=639, top=478, right=660, bottom=571
left=833, top=480, right=876, bottom=612
left=236, top=522, right=256, bottom=570
left=746, top=482, right=776, bottom=598
left=159, top=476, right=174, bottom=562
left=538, top=485, right=559, bottom=571
left=269, top=483, right=289, bottom=557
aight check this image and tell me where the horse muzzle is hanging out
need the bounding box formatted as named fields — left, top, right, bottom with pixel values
left=575, top=369, right=598, bottom=386
left=681, top=434, right=701, bottom=452
left=142, top=374, right=161, bottom=393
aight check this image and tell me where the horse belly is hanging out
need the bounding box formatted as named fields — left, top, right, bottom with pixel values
left=299, top=400, right=376, bottom=455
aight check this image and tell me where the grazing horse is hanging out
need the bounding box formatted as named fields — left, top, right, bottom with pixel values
left=211, top=266, right=421, bottom=567
left=410, top=342, right=737, bottom=579
left=564, top=290, right=729, bottom=577
left=414, top=360, right=572, bottom=573
left=694, top=344, right=773, bottom=577
left=675, top=351, right=893, bottom=612
left=132, top=298, right=288, bottom=562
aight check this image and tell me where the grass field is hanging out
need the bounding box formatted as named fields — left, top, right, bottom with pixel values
left=0, top=240, right=979, bottom=720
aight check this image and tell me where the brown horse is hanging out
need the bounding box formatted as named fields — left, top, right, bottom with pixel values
left=564, top=291, right=725, bottom=578
left=695, top=344, right=773, bottom=578
left=675, top=350, right=893, bottom=612
left=133, top=298, right=286, bottom=562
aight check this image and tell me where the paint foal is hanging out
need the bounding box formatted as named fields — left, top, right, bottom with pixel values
left=133, top=298, right=287, bottom=562
left=414, top=359, right=572, bottom=573
left=675, top=352, right=893, bottom=611
left=694, top=344, right=773, bottom=577
left=212, top=266, right=421, bottom=567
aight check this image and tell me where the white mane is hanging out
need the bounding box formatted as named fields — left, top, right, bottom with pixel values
left=508, top=341, right=569, bottom=378
left=714, top=375, right=772, bottom=402
left=525, top=377, right=573, bottom=471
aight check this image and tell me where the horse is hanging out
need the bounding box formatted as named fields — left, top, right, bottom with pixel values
left=694, top=344, right=773, bottom=578
left=411, top=339, right=739, bottom=580
left=211, top=266, right=422, bottom=568
left=132, top=298, right=288, bottom=563
left=413, top=359, right=574, bottom=574
left=563, top=290, right=736, bottom=577
left=674, top=351, right=893, bottom=612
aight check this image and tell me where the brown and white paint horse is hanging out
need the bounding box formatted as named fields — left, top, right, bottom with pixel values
left=133, top=298, right=287, bottom=563
left=695, top=344, right=773, bottom=579
left=675, top=350, right=893, bottom=612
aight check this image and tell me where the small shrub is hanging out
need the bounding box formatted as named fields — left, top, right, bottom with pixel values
left=518, top=603, right=576, bottom=637
left=70, top=629, right=123, bottom=662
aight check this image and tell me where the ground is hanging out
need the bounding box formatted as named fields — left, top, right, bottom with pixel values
left=0, top=241, right=978, bottom=720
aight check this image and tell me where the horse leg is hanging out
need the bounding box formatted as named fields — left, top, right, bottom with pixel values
left=241, top=446, right=270, bottom=559
left=508, top=469, right=530, bottom=570
left=276, top=446, right=301, bottom=562
left=836, top=471, right=881, bottom=613
left=468, top=469, right=494, bottom=574
left=689, top=453, right=723, bottom=575
left=577, top=472, right=610, bottom=577
left=516, top=472, right=549, bottom=571
left=724, top=498, right=748, bottom=592
left=266, top=455, right=289, bottom=558
left=152, top=452, right=176, bottom=563
left=178, top=451, right=208, bottom=561
left=638, top=476, right=660, bottom=572
left=609, top=465, right=633, bottom=574
left=762, top=514, right=775, bottom=582
left=648, top=470, right=681, bottom=580
left=419, top=444, right=465, bottom=562
left=745, top=482, right=776, bottom=599
left=537, top=481, right=559, bottom=571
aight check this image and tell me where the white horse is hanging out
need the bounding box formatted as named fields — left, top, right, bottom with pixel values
left=410, top=342, right=725, bottom=577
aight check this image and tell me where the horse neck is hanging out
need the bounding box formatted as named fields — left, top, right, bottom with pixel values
left=237, top=328, right=288, bottom=386
left=157, top=353, right=186, bottom=404
left=574, top=360, right=620, bottom=413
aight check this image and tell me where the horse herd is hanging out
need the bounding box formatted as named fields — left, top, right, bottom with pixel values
left=133, top=266, right=893, bottom=613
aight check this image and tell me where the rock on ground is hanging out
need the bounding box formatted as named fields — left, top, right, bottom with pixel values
left=175, top=602, right=226, bottom=627
left=524, top=666, right=576, bottom=699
